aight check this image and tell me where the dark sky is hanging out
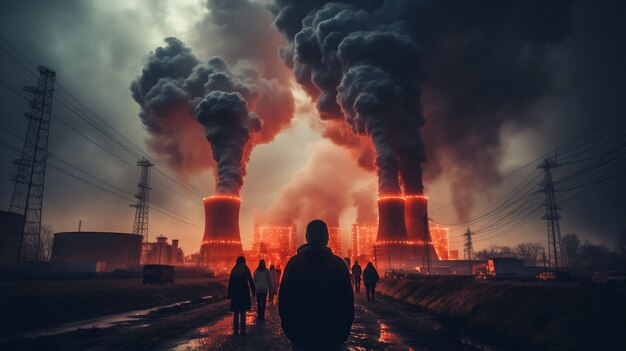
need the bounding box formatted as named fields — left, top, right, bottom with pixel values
left=0, top=0, right=624, bottom=254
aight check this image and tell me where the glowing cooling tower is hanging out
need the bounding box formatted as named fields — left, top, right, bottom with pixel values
left=199, top=195, right=244, bottom=268
left=405, top=195, right=439, bottom=261
left=375, top=196, right=414, bottom=264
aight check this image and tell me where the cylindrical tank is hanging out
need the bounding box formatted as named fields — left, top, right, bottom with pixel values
left=200, top=195, right=244, bottom=269
left=405, top=195, right=439, bottom=261
left=0, top=211, right=25, bottom=269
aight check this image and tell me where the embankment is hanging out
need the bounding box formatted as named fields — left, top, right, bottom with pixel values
left=0, top=278, right=226, bottom=337
left=377, top=277, right=625, bottom=351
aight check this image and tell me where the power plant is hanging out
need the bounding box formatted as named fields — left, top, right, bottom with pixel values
left=198, top=195, right=244, bottom=270
left=405, top=195, right=440, bottom=264
left=374, top=195, right=440, bottom=271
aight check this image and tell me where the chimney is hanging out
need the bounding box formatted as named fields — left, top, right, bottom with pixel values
left=172, top=239, right=179, bottom=250
left=405, top=195, right=439, bottom=261
left=375, top=196, right=414, bottom=268
left=200, top=195, right=244, bottom=268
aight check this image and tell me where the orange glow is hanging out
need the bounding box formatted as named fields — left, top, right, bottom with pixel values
left=376, top=240, right=432, bottom=246
left=202, top=195, right=242, bottom=202
left=377, top=195, right=406, bottom=201
left=201, top=240, right=242, bottom=245
left=405, top=194, right=429, bottom=200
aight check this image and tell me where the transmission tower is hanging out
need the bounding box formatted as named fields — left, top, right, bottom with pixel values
left=422, top=215, right=432, bottom=274
left=538, top=158, right=566, bottom=271
left=9, top=65, right=56, bottom=267
left=130, top=158, right=153, bottom=241
left=463, top=228, right=474, bottom=275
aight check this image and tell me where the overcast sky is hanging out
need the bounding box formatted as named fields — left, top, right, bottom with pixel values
left=0, top=0, right=624, bottom=256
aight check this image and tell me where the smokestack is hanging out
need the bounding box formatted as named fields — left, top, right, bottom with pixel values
left=405, top=195, right=439, bottom=261
left=375, top=196, right=414, bottom=268
left=200, top=195, right=244, bottom=268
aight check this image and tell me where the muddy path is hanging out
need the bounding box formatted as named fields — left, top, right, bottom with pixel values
left=1, top=290, right=497, bottom=351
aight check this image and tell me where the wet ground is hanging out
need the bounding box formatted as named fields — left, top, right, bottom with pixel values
left=1, top=290, right=497, bottom=350
left=162, top=292, right=493, bottom=351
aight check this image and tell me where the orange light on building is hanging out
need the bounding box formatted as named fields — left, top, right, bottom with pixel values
left=328, top=225, right=342, bottom=256
left=201, top=240, right=242, bottom=245
left=252, top=224, right=297, bottom=266
left=377, top=195, right=406, bottom=201
left=375, top=240, right=430, bottom=246
left=429, top=224, right=450, bottom=260
left=203, top=195, right=242, bottom=202
left=405, top=194, right=429, bottom=200
left=351, top=224, right=378, bottom=263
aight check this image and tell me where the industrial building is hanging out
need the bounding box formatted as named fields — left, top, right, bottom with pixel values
left=50, top=231, right=142, bottom=272
left=0, top=211, right=24, bottom=269
left=143, top=236, right=183, bottom=266
left=430, top=224, right=450, bottom=260
left=252, top=224, right=297, bottom=266
left=351, top=224, right=377, bottom=263
left=328, top=225, right=342, bottom=256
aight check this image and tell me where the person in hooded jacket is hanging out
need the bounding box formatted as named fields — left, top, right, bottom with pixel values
left=228, top=256, right=255, bottom=334
left=253, top=259, right=273, bottom=320
left=279, top=219, right=354, bottom=351
left=362, top=262, right=380, bottom=302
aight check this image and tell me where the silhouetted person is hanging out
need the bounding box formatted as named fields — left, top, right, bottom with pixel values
left=351, top=261, right=362, bottom=293
left=279, top=219, right=354, bottom=350
left=228, top=256, right=255, bottom=334
left=363, top=262, right=380, bottom=302
left=276, top=265, right=282, bottom=286
left=253, top=259, right=273, bottom=320
left=269, top=264, right=278, bottom=305
left=344, top=257, right=353, bottom=286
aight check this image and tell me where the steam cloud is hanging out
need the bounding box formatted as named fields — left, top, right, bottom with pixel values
left=131, top=36, right=293, bottom=195
left=268, top=0, right=573, bottom=213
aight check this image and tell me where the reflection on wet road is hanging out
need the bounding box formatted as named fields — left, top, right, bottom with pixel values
left=164, top=297, right=434, bottom=351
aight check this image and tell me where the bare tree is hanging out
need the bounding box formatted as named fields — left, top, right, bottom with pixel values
left=515, top=242, right=543, bottom=266
left=561, top=233, right=581, bottom=268
left=39, top=224, right=54, bottom=262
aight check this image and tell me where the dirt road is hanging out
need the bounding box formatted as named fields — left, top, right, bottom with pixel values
left=1, top=290, right=496, bottom=351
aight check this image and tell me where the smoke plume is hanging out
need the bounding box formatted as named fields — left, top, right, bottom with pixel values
left=268, top=0, right=573, bottom=215
left=264, top=141, right=374, bottom=228
left=131, top=36, right=293, bottom=195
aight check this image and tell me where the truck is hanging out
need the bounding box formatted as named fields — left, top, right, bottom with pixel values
left=143, top=264, right=174, bottom=284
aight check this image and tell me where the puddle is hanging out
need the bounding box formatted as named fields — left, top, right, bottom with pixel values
left=10, top=295, right=214, bottom=339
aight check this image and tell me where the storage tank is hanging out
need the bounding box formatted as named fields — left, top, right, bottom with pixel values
left=0, top=211, right=25, bottom=269
left=50, top=232, right=142, bottom=272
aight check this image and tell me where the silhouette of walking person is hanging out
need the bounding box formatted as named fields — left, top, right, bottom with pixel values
left=227, top=256, right=255, bottom=334
left=363, top=262, right=380, bottom=302
left=253, top=259, right=273, bottom=320
left=279, top=219, right=354, bottom=351
left=351, top=260, right=362, bottom=293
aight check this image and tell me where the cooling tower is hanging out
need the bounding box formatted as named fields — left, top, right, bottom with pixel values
left=375, top=196, right=415, bottom=267
left=199, top=195, right=244, bottom=269
left=405, top=195, right=439, bottom=261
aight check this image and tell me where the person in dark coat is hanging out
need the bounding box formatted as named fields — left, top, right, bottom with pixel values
left=279, top=219, right=354, bottom=351
left=228, top=256, right=255, bottom=334
left=362, top=262, right=380, bottom=302
left=351, top=260, right=363, bottom=293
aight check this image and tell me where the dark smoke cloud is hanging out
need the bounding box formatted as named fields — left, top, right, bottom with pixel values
left=269, top=0, right=574, bottom=214
left=131, top=37, right=293, bottom=195
left=196, top=91, right=261, bottom=193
